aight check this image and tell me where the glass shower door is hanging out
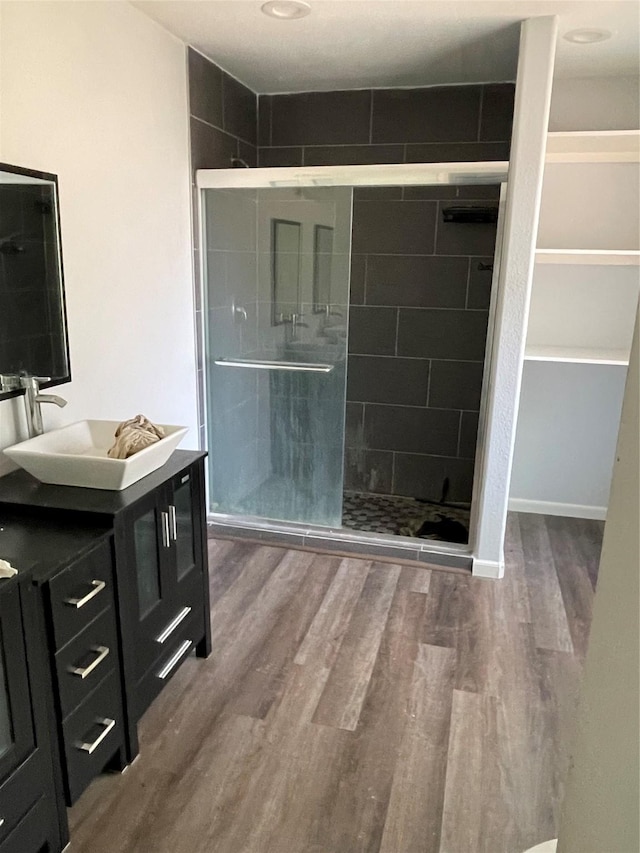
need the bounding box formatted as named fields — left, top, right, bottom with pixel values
left=203, top=186, right=352, bottom=527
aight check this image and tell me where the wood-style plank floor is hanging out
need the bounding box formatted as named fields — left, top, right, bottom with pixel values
left=68, top=513, right=603, bottom=853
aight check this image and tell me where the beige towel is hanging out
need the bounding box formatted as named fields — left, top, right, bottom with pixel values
left=107, top=414, right=165, bottom=459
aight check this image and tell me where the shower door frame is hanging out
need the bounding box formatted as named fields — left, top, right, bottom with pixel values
left=196, top=162, right=509, bottom=570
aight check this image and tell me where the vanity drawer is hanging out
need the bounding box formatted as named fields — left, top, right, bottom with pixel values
left=134, top=565, right=206, bottom=683
left=0, top=751, right=43, bottom=848
left=48, top=538, right=114, bottom=649
left=54, top=606, right=118, bottom=720
left=62, top=670, right=124, bottom=804
left=133, top=605, right=204, bottom=722
left=0, top=796, right=52, bottom=853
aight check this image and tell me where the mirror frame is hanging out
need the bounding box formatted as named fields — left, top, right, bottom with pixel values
left=270, top=217, right=302, bottom=326
left=0, top=161, right=71, bottom=401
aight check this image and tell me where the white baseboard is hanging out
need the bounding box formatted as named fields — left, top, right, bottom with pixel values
left=508, top=498, right=607, bottom=521
left=472, top=558, right=505, bottom=579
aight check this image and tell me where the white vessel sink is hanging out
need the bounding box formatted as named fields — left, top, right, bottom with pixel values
left=3, top=420, right=188, bottom=491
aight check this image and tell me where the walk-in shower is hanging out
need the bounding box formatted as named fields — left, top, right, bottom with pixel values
left=198, top=163, right=506, bottom=564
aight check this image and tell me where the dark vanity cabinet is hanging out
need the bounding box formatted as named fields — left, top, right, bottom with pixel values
left=0, top=576, right=65, bottom=853
left=116, top=461, right=210, bottom=739
left=0, top=451, right=211, bottom=764
left=40, top=536, right=126, bottom=804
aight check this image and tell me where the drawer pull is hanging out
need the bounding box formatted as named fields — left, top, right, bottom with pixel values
left=156, top=606, right=191, bottom=644
left=68, top=645, right=110, bottom=679
left=161, top=511, right=170, bottom=549
left=168, top=504, right=178, bottom=541
left=64, top=579, right=106, bottom=609
left=75, top=717, right=116, bottom=755
left=156, top=640, right=193, bottom=680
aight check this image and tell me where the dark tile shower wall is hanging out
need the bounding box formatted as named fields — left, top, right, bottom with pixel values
left=257, top=84, right=513, bottom=167
left=259, top=84, right=513, bottom=505
left=188, top=60, right=513, bottom=503
left=188, top=47, right=257, bottom=447
left=345, top=185, right=499, bottom=504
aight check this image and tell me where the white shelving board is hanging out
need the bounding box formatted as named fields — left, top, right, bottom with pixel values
left=524, top=346, right=629, bottom=366
left=537, top=162, right=640, bottom=252
left=546, top=130, right=640, bottom=163
left=513, top=131, right=640, bottom=518
left=535, top=249, right=640, bottom=265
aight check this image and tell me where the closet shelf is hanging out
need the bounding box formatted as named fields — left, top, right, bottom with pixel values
left=546, top=130, right=640, bottom=163
left=524, top=345, right=629, bottom=366
left=535, top=249, right=640, bottom=266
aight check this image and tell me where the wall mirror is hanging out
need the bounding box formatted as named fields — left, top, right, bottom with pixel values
left=271, top=218, right=301, bottom=325
left=313, top=224, right=334, bottom=313
left=0, top=162, right=70, bottom=400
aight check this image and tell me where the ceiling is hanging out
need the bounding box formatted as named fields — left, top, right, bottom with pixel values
left=132, top=0, right=640, bottom=93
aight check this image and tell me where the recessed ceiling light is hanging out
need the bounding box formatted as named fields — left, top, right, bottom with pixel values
left=261, top=0, right=311, bottom=20
left=563, top=28, right=613, bottom=44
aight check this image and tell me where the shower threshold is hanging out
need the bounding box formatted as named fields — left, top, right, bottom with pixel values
left=207, top=510, right=473, bottom=572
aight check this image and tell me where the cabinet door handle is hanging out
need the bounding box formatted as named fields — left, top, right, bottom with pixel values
left=161, top=511, right=170, bottom=548
left=64, top=579, right=106, bottom=609
left=68, top=645, right=110, bottom=679
left=75, top=717, right=116, bottom=754
left=168, top=504, right=177, bottom=541
left=155, top=606, right=191, bottom=644
left=156, top=639, right=193, bottom=680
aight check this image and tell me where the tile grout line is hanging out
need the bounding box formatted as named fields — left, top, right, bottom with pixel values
left=433, top=201, right=440, bottom=256
left=465, top=257, right=472, bottom=309
left=391, top=450, right=396, bottom=494
left=477, top=85, right=484, bottom=142
left=394, top=307, right=400, bottom=357
left=456, top=410, right=464, bottom=457
left=368, top=90, right=374, bottom=144
left=363, top=254, right=368, bottom=305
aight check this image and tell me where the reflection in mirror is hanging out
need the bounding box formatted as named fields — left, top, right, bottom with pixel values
left=271, top=218, right=301, bottom=325
left=313, top=225, right=334, bottom=313
left=0, top=163, right=70, bottom=400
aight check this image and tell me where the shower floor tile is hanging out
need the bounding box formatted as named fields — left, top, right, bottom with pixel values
left=342, top=491, right=470, bottom=543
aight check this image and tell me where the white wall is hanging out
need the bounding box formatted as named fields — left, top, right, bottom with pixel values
left=556, top=307, right=639, bottom=852
left=549, top=75, right=640, bottom=131
left=509, top=361, right=626, bottom=518
left=0, top=1, right=198, bottom=475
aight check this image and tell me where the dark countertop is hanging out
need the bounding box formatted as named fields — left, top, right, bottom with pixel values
left=0, top=513, right=111, bottom=585
left=0, top=450, right=206, bottom=518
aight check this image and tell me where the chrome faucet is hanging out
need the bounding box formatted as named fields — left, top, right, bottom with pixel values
left=19, top=375, right=67, bottom=438
left=277, top=312, right=309, bottom=343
